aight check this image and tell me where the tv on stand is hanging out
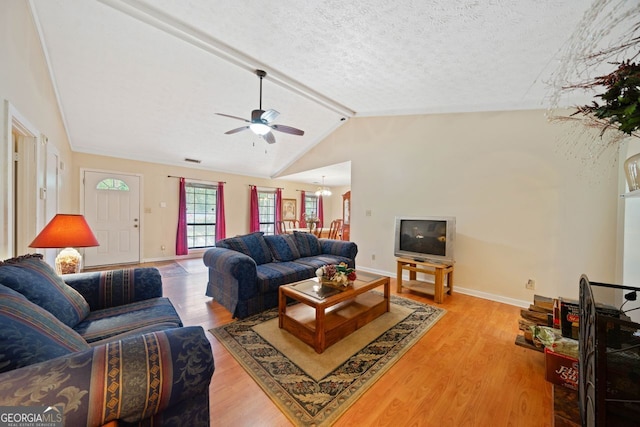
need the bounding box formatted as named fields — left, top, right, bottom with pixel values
left=393, top=216, right=456, bottom=265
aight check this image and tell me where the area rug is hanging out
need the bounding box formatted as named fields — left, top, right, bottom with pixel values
left=156, top=262, right=189, bottom=277
left=210, top=293, right=445, bottom=426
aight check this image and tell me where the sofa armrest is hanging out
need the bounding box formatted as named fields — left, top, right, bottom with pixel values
left=319, top=239, right=358, bottom=263
left=203, top=248, right=259, bottom=302
left=63, top=267, right=163, bottom=310
left=0, top=326, right=214, bottom=427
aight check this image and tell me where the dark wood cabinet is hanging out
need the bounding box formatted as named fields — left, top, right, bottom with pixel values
left=342, top=191, right=350, bottom=241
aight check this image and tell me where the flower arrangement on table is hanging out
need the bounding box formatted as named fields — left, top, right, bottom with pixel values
left=305, top=215, right=320, bottom=231
left=316, top=263, right=357, bottom=287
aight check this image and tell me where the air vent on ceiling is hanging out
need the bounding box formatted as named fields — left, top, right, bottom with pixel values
left=184, top=158, right=201, bottom=164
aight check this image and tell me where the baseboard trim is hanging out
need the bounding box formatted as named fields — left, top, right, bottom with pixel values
left=141, top=253, right=203, bottom=263
left=358, top=266, right=530, bottom=309
left=452, top=287, right=530, bottom=308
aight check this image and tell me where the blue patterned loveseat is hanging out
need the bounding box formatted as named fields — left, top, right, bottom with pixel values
left=204, top=231, right=358, bottom=319
left=0, top=254, right=214, bottom=426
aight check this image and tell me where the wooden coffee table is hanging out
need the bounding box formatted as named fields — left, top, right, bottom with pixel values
left=278, top=271, right=390, bottom=353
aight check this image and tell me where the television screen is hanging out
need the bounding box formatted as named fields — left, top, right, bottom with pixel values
left=399, top=220, right=446, bottom=256
left=394, top=216, right=455, bottom=263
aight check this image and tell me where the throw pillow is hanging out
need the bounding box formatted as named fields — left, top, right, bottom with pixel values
left=0, top=283, right=89, bottom=373
left=264, top=234, right=301, bottom=262
left=0, top=254, right=90, bottom=327
left=217, top=232, right=273, bottom=265
left=293, top=231, right=322, bottom=257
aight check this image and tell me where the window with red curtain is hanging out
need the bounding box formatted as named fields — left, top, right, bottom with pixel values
left=177, top=179, right=221, bottom=251
left=249, top=187, right=280, bottom=235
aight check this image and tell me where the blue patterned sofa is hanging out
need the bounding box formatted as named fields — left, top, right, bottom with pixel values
left=0, top=254, right=214, bottom=426
left=204, top=231, right=358, bottom=319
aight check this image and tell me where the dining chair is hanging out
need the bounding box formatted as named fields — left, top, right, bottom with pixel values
left=285, top=219, right=299, bottom=229
left=328, top=219, right=342, bottom=240
left=309, top=221, right=321, bottom=237
left=276, top=220, right=287, bottom=235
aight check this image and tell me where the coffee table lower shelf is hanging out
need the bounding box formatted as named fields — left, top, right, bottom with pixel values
left=280, top=292, right=387, bottom=353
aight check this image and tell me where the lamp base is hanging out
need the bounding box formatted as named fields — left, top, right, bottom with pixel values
left=624, top=153, right=640, bottom=191
left=55, top=247, right=83, bottom=275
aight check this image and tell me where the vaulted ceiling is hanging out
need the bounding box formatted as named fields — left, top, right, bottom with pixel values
left=29, top=0, right=615, bottom=186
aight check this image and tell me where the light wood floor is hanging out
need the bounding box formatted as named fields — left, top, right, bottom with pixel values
left=100, top=258, right=553, bottom=426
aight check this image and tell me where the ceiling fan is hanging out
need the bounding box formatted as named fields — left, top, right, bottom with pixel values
left=216, top=69, right=305, bottom=144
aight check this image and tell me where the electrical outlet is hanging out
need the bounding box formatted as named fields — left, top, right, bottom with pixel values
left=371, top=254, right=376, bottom=261
left=526, top=279, right=536, bottom=290
left=161, top=245, right=166, bottom=251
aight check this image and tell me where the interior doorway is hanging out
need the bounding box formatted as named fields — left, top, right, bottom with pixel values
left=14, top=131, right=39, bottom=255
left=3, top=103, right=50, bottom=259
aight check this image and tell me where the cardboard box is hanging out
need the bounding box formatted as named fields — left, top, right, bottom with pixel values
left=559, top=299, right=580, bottom=339
left=545, top=347, right=578, bottom=390
left=559, top=298, right=620, bottom=340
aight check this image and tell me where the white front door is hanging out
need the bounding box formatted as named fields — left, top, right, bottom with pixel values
left=83, top=170, right=140, bottom=267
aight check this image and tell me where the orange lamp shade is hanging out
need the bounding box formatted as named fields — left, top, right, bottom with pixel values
left=29, top=214, right=100, bottom=248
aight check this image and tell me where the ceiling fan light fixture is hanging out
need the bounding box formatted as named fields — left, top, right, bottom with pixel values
left=216, top=70, right=304, bottom=144
left=250, top=122, right=271, bottom=135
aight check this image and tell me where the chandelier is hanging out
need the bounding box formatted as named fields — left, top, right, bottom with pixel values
left=314, top=176, right=332, bottom=197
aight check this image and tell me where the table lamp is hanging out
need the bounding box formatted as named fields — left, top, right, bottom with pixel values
left=29, top=214, right=100, bottom=275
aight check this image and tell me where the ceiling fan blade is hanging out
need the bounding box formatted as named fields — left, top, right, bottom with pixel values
left=216, top=112, right=250, bottom=123
left=225, top=126, right=250, bottom=135
left=261, top=109, right=279, bottom=123
left=271, top=124, right=305, bottom=136
left=263, top=132, right=276, bottom=144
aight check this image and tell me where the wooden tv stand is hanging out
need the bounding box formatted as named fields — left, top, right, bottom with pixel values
left=396, top=257, right=454, bottom=303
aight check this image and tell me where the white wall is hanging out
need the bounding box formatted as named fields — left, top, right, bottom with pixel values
left=72, top=152, right=335, bottom=261
left=0, top=1, right=74, bottom=259
left=282, top=112, right=620, bottom=305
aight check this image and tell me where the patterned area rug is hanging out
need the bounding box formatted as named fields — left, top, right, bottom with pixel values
left=210, top=293, right=445, bottom=426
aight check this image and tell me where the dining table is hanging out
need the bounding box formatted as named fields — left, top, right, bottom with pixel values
left=287, top=228, right=330, bottom=238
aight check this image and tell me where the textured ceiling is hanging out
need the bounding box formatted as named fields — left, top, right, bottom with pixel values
left=29, top=0, right=615, bottom=185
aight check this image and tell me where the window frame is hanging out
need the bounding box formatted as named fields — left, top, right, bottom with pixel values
left=185, top=182, right=217, bottom=249
left=257, top=189, right=276, bottom=235
left=96, top=178, right=130, bottom=191
left=304, top=195, right=318, bottom=219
